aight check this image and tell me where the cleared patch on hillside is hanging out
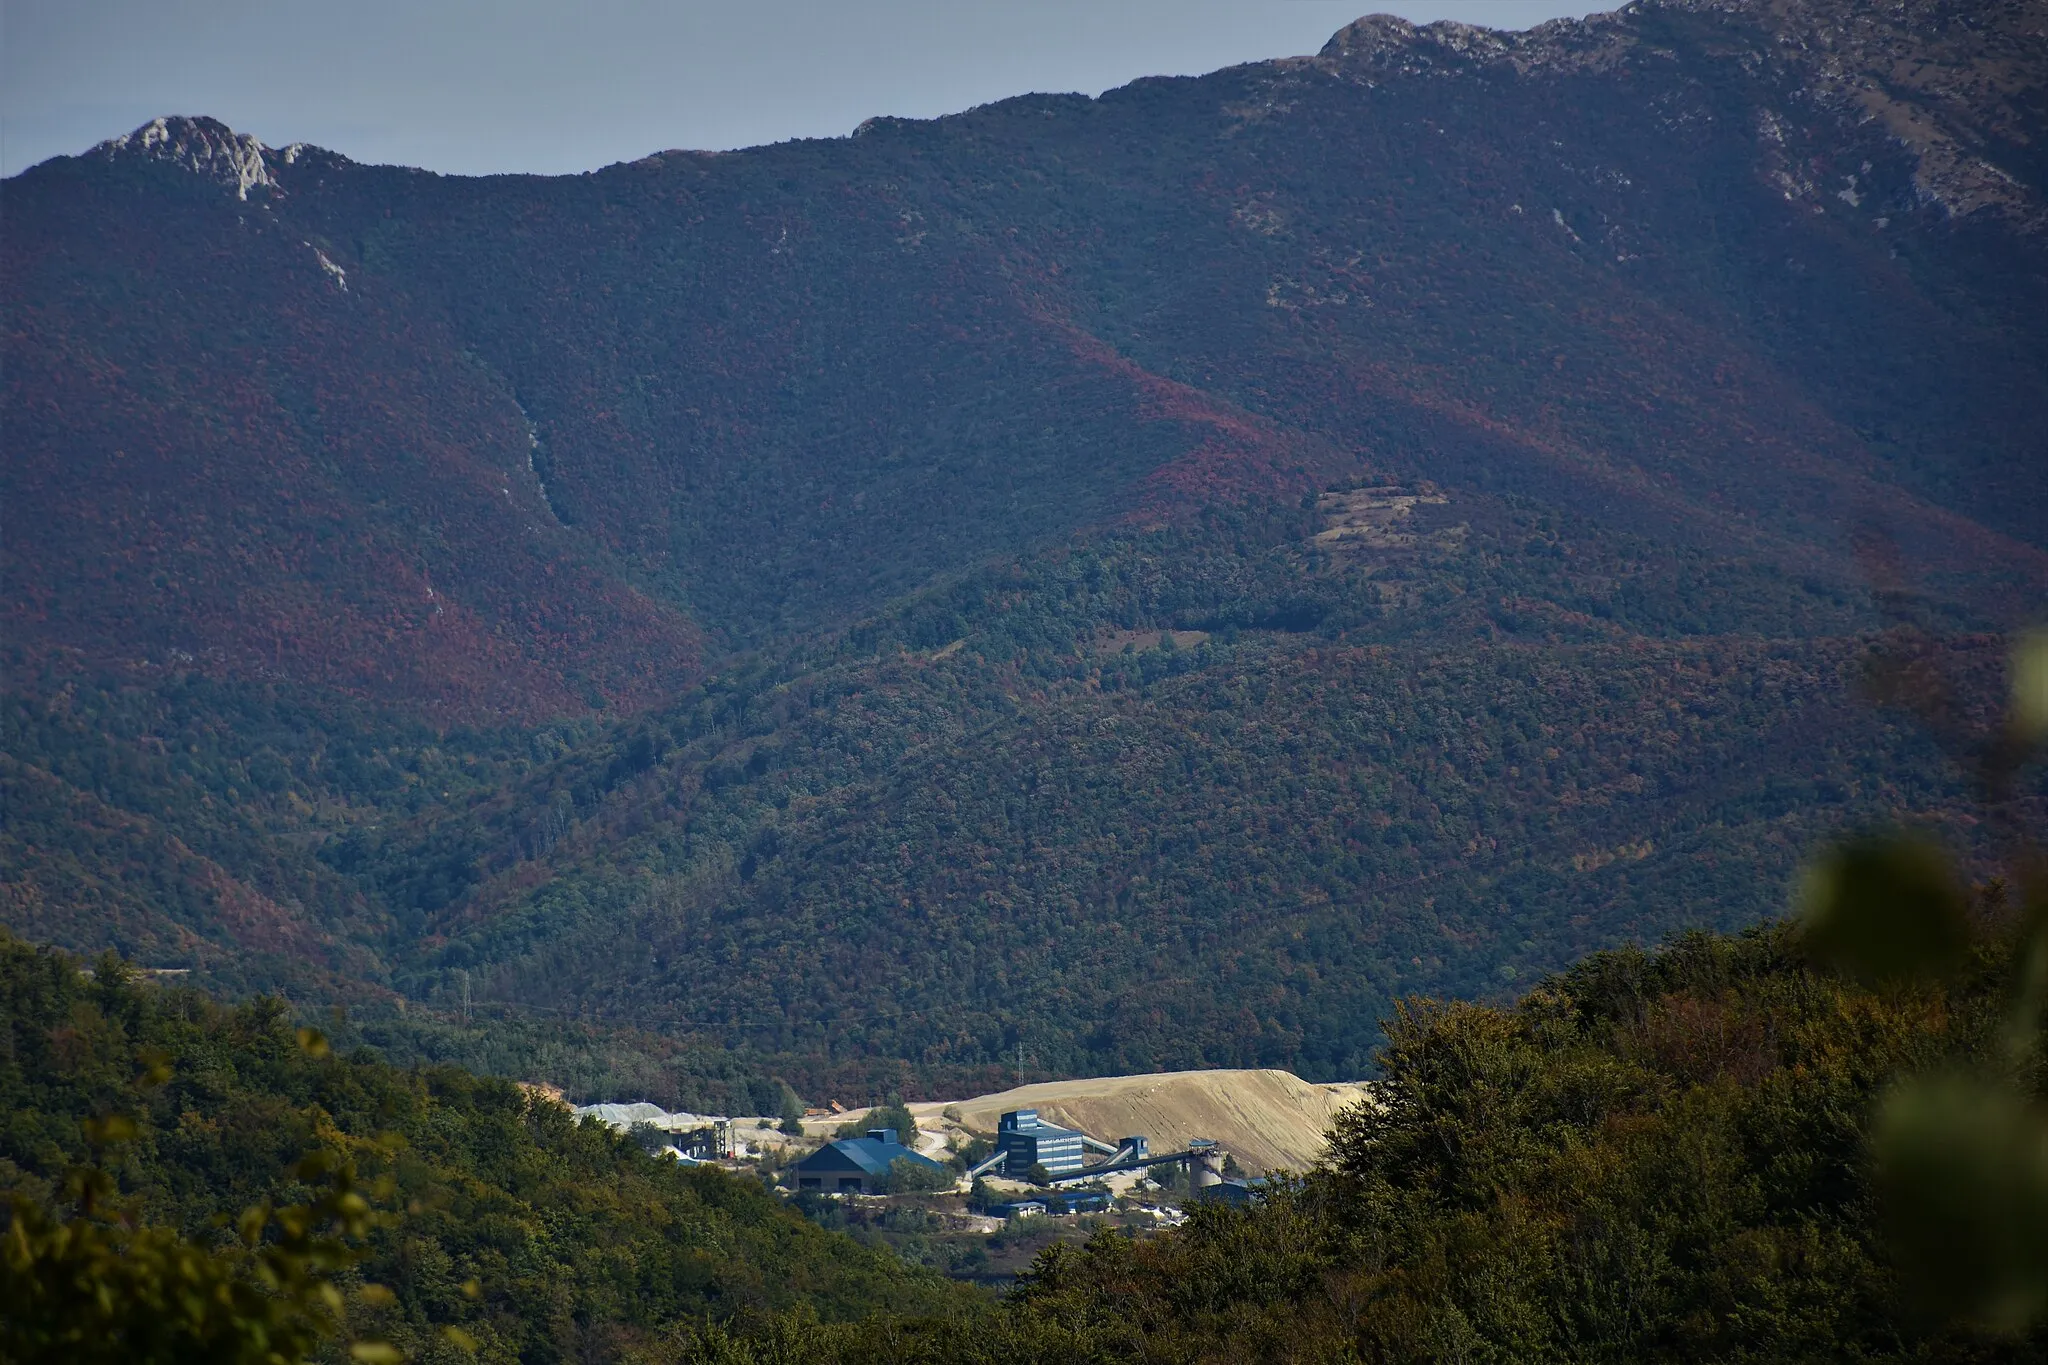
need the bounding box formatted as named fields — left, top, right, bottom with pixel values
left=1312, top=486, right=1456, bottom=555
left=1096, top=628, right=1212, bottom=654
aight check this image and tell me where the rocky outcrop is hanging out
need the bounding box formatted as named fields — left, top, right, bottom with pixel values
left=95, top=115, right=276, bottom=198
left=93, top=114, right=358, bottom=200
left=1314, top=0, right=2046, bottom=229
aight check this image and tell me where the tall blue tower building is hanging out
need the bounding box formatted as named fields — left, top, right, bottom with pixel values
left=997, top=1109, right=1086, bottom=1176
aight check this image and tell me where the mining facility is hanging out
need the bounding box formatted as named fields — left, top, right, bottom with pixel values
left=970, top=1109, right=1248, bottom=1200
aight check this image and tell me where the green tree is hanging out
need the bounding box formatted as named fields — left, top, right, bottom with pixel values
left=866, top=1095, right=918, bottom=1147
left=779, top=1084, right=808, bottom=1136
left=882, top=1158, right=953, bottom=1196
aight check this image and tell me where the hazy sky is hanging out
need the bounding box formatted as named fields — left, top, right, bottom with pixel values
left=3, top=1, right=1606, bottom=179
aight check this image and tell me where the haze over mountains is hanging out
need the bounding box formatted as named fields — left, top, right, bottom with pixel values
left=3, top=0, right=2044, bottom=1098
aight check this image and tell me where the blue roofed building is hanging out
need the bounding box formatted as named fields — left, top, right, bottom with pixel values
left=997, top=1109, right=1086, bottom=1177
left=1195, top=1174, right=1288, bottom=1206
left=790, top=1129, right=949, bottom=1194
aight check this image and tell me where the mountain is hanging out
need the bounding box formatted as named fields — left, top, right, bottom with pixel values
left=2, top=0, right=2045, bottom=1093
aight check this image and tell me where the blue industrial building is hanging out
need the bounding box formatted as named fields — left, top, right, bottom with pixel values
left=790, top=1129, right=948, bottom=1194
left=997, top=1109, right=1086, bottom=1176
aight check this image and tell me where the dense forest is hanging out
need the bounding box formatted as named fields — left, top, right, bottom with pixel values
left=343, top=500, right=2010, bottom=1085
left=0, top=932, right=971, bottom=1361
left=7, top=489, right=2036, bottom=1096
left=9, top=897, right=2046, bottom=1361
left=6, top=612, right=2041, bottom=1362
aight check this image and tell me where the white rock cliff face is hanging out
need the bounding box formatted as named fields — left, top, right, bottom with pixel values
left=96, top=115, right=276, bottom=199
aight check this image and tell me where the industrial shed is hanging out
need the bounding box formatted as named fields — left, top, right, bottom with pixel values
left=790, top=1129, right=947, bottom=1194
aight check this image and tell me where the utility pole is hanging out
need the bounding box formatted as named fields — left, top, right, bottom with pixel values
left=459, top=968, right=472, bottom=1024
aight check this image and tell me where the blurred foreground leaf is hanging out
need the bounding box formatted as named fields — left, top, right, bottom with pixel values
left=1873, top=1073, right=2048, bottom=1334
left=1, top=1139, right=389, bottom=1365
left=1799, top=835, right=1972, bottom=985
left=2015, top=629, right=2048, bottom=745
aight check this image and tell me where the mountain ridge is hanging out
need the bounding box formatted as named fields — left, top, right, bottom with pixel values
left=3, top=0, right=2044, bottom=1093
left=11, top=0, right=2047, bottom=706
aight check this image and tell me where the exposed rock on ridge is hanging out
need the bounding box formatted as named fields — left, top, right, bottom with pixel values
left=96, top=115, right=276, bottom=199
left=1317, top=0, right=2047, bottom=228
left=93, top=114, right=351, bottom=199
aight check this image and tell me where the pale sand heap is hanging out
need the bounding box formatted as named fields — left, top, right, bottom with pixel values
left=913, top=1069, right=1370, bottom=1176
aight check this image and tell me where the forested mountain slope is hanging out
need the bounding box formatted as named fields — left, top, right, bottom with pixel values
left=342, top=507, right=2041, bottom=1087
left=7, top=0, right=2044, bottom=688
left=0, top=934, right=969, bottom=1361
left=2, top=0, right=2045, bottom=1093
